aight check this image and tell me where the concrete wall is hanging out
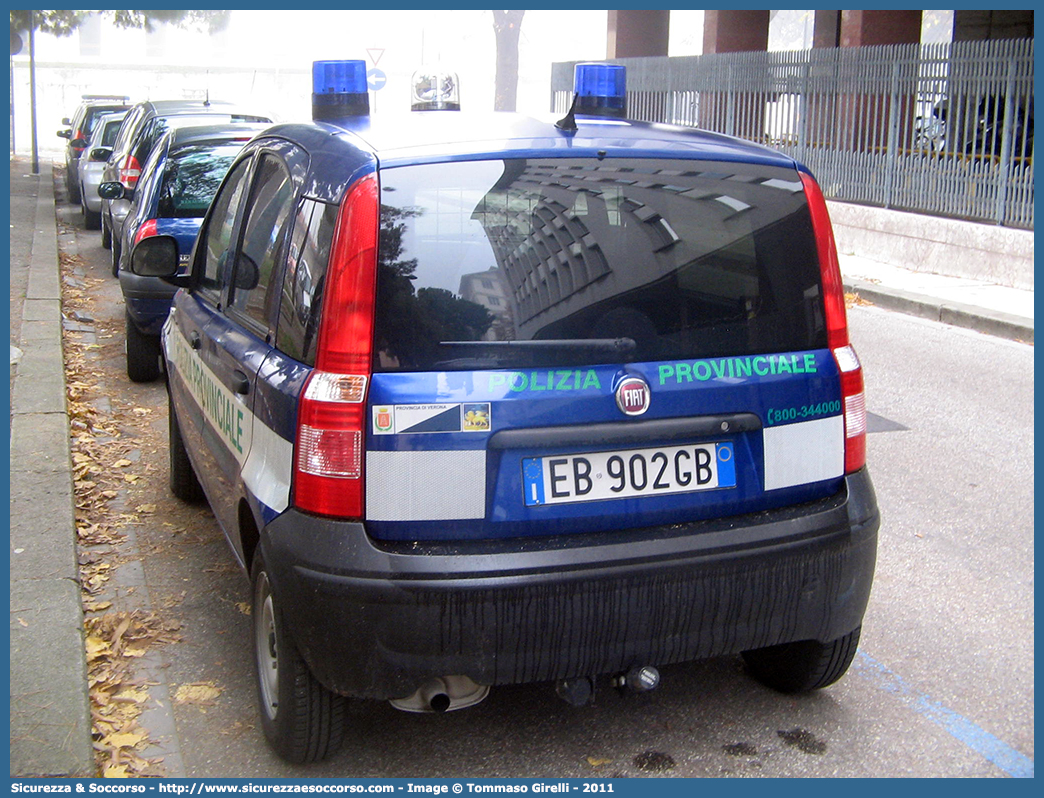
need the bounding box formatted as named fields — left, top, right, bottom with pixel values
left=828, top=201, right=1035, bottom=291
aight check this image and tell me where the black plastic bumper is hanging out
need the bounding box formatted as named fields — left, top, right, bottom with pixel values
left=262, top=469, right=879, bottom=700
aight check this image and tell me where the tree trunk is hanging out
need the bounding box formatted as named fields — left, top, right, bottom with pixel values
left=492, top=10, right=525, bottom=112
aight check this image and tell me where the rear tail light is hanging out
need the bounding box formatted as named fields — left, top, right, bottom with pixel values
left=119, top=154, right=142, bottom=189
left=133, top=219, right=158, bottom=245
left=292, top=173, right=379, bottom=518
left=834, top=345, right=867, bottom=474
left=71, top=130, right=87, bottom=150
left=802, top=171, right=867, bottom=474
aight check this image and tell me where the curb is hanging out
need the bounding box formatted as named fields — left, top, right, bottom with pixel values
left=9, top=164, right=95, bottom=777
left=844, top=278, right=1034, bottom=345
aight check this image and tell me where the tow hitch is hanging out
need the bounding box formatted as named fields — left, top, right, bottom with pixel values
left=555, top=665, right=660, bottom=707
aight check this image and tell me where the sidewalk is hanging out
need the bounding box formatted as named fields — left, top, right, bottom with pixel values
left=10, top=156, right=95, bottom=777
left=840, top=254, right=1034, bottom=344
left=7, top=153, right=1034, bottom=777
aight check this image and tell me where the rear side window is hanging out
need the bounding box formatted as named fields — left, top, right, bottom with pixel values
left=200, top=158, right=251, bottom=299
left=373, top=157, right=825, bottom=372
left=227, top=154, right=295, bottom=328
left=275, top=199, right=336, bottom=365
left=157, top=143, right=241, bottom=219
left=111, top=105, right=144, bottom=154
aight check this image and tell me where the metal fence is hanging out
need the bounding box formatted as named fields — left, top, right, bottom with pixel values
left=552, top=38, right=1034, bottom=229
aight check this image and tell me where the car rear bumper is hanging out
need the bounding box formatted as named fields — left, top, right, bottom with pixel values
left=262, top=469, right=879, bottom=700
left=119, top=271, right=177, bottom=334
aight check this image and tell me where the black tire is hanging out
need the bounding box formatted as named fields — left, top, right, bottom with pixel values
left=252, top=550, right=346, bottom=763
left=67, top=167, right=80, bottom=203
left=81, top=199, right=101, bottom=230
left=101, top=215, right=112, bottom=250
left=742, top=626, right=861, bottom=694
left=111, top=235, right=122, bottom=277
left=168, top=397, right=205, bottom=503
left=125, top=313, right=161, bottom=383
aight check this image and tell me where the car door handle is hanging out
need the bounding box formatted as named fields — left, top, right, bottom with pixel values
left=189, top=331, right=201, bottom=350
left=231, top=371, right=250, bottom=395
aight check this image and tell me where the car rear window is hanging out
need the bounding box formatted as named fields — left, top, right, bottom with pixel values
left=100, top=119, right=123, bottom=148
left=157, top=143, right=242, bottom=219
left=372, top=157, right=826, bottom=373
left=83, top=105, right=128, bottom=136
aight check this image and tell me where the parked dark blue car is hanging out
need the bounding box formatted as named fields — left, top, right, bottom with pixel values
left=129, top=61, right=879, bottom=763
left=106, top=123, right=266, bottom=381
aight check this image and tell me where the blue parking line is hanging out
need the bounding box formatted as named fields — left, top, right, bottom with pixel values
left=854, top=652, right=1034, bottom=778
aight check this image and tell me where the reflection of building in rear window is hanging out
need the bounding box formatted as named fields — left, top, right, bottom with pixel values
left=460, top=268, right=513, bottom=341
left=158, top=144, right=241, bottom=218
left=375, top=157, right=826, bottom=372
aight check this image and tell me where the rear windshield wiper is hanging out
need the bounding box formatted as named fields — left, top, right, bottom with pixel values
left=438, top=338, right=636, bottom=354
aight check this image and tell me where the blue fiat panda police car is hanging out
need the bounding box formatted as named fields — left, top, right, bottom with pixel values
left=130, top=61, right=879, bottom=763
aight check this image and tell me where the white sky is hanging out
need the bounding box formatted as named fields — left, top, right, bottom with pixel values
left=24, top=10, right=620, bottom=117
left=17, top=9, right=953, bottom=149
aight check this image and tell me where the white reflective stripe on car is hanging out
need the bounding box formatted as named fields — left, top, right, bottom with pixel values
left=168, top=323, right=293, bottom=515
left=762, top=415, right=844, bottom=491
left=241, top=421, right=293, bottom=514
left=167, top=326, right=253, bottom=464
left=366, top=450, right=486, bottom=521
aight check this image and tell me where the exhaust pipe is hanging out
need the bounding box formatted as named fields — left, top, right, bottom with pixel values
left=389, top=675, right=489, bottom=713
left=420, top=679, right=452, bottom=713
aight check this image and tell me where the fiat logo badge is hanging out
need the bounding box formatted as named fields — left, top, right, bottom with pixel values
left=616, top=376, right=651, bottom=416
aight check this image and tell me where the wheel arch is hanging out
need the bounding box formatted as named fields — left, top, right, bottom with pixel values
left=238, top=496, right=263, bottom=575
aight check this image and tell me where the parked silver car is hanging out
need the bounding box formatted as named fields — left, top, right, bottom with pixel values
left=75, top=110, right=127, bottom=230
left=56, top=95, right=131, bottom=204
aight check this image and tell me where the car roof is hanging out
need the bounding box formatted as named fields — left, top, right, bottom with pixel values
left=166, top=122, right=270, bottom=148
left=253, top=111, right=799, bottom=204
left=137, top=99, right=243, bottom=114
left=96, top=110, right=128, bottom=124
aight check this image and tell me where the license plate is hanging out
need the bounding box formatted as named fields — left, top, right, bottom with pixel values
left=522, top=442, right=736, bottom=507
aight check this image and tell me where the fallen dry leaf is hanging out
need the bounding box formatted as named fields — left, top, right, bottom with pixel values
left=174, top=682, right=222, bottom=706
left=104, top=730, right=148, bottom=750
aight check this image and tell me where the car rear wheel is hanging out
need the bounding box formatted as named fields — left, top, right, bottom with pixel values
left=168, top=397, right=204, bottom=503
left=252, top=551, right=346, bottom=763
left=81, top=198, right=101, bottom=230
left=67, top=168, right=80, bottom=204
left=111, top=236, right=121, bottom=277
left=125, top=313, right=161, bottom=383
left=101, top=215, right=112, bottom=250
left=742, top=626, right=861, bottom=693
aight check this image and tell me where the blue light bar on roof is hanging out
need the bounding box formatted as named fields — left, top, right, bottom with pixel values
left=312, top=60, right=370, bottom=120
left=573, top=63, right=627, bottom=119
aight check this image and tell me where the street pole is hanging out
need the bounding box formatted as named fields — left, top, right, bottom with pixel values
left=10, top=55, right=15, bottom=154
left=29, top=11, right=38, bottom=174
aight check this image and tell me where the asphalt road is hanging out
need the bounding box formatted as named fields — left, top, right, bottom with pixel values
left=56, top=184, right=1034, bottom=780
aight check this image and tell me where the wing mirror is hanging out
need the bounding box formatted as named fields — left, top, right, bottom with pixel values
left=130, top=236, right=189, bottom=287
left=98, top=181, right=126, bottom=200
